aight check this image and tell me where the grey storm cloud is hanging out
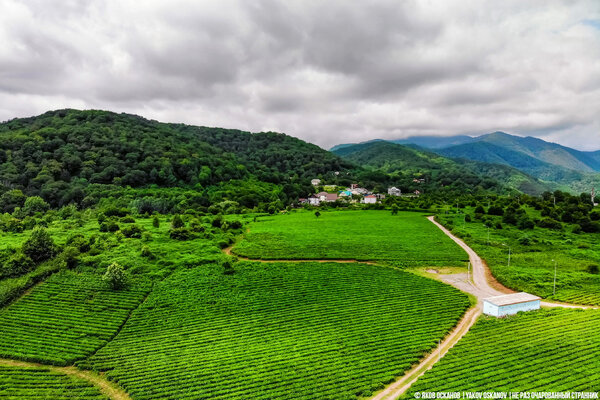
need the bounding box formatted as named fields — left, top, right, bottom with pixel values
left=0, top=0, right=599, bottom=150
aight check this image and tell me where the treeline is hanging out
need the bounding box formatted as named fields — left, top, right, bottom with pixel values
left=0, top=109, right=360, bottom=210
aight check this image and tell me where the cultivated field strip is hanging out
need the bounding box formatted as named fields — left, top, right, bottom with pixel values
left=233, top=211, right=468, bottom=265
left=0, top=271, right=150, bottom=366
left=403, top=308, right=600, bottom=395
left=82, top=262, right=470, bottom=400
left=0, top=365, right=108, bottom=399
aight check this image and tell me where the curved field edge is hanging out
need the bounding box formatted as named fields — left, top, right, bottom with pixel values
left=231, top=211, right=468, bottom=266
left=80, top=261, right=470, bottom=400
left=402, top=308, right=600, bottom=396
left=0, top=359, right=130, bottom=400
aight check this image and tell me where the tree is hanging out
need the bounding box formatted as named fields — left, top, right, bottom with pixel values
left=22, top=227, right=57, bottom=263
left=152, top=215, right=160, bottom=228
left=391, top=204, right=399, bottom=216
left=171, top=214, right=184, bottom=229
left=22, top=196, right=50, bottom=216
left=103, top=262, right=127, bottom=290
left=1, top=252, right=34, bottom=278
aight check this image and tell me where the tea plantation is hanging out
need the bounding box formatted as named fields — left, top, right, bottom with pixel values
left=0, top=364, right=108, bottom=399
left=0, top=271, right=150, bottom=365
left=81, top=261, right=470, bottom=399
left=404, top=308, right=600, bottom=395
left=233, top=210, right=467, bottom=266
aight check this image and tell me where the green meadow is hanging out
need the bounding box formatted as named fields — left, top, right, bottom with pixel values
left=232, top=210, right=468, bottom=266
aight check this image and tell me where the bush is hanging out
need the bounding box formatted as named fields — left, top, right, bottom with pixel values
left=103, top=262, right=127, bottom=290
left=140, top=245, right=154, bottom=259
left=99, top=221, right=120, bottom=233
left=537, top=218, right=562, bottom=230
left=223, top=260, right=235, bottom=275
left=211, top=215, right=223, bottom=228
left=517, top=216, right=535, bottom=230
left=587, top=265, right=599, bottom=275
left=152, top=216, right=160, bottom=228
left=23, top=196, right=50, bottom=216
left=518, top=235, right=531, bottom=246
left=22, top=227, right=57, bottom=263
left=121, top=224, right=143, bottom=238
left=141, top=231, right=152, bottom=242
left=464, top=214, right=472, bottom=222
left=1, top=252, right=34, bottom=278
left=488, top=205, right=504, bottom=216
left=171, top=215, right=184, bottom=229
left=60, top=246, right=80, bottom=269
left=66, top=233, right=90, bottom=253
left=169, top=228, right=192, bottom=240
left=120, top=216, right=136, bottom=223
left=474, top=205, right=485, bottom=214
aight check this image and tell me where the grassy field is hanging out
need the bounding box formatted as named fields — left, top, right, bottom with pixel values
left=440, top=210, right=600, bottom=304
left=81, top=261, right=470, bottom=400
left=0, top=271, right=151, bottom=365
left=232, top=210, right=468, bottom=266
left=404, top=308, right=600, bottom=394
left=0, top=364, right=108, bottom=399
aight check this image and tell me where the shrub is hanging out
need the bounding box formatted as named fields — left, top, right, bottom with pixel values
left=100, top=221, right=120, bottom=233
left=517, top=216, right=535, bottom=230
left=537, top=218, right=562, bottom=230
left=518, top=235, right=531, bottom=246
left=169, top=228, right=192, bottom=240
left=1, top=252, right=34, bottom=278
left=23, top=196, right=50, bottom=216
left=223, top=260, right=235, bottom=275
left=121, top=224, right=143, bottom=238
left=587, top=265, right=599, bottom=275
left=474, top=205, right=485, bottom=214
left=152, top=215, right=160, bottom=228
left=120, top=216, right=136, bottom=223
left=22, top=227, right=57, bottom=263
left=171, top=215, right=184, bottom=229
left=141, top=231, right=152, bottom=242
left=464, top=214, right=472, bottom=222
left=315, top=211, right=321, bottom=218
left=60, top=246, right=80, bottom=269
left=211, top=215, right=223, bottom=228
left=66, top=234, right=90, bottom=253
left=140, top=246, right=154, bottom=258
left=488, top=205, right=504, bottom=216
left=103, top=262, right=127, bottom=290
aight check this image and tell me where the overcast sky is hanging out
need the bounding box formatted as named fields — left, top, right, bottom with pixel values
left=1, top=1, right=599, bottom=150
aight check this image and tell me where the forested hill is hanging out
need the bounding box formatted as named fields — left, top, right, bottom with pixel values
left=332, top=141, right=552, bottom=195
left=0, top=109, right=355, bottom=209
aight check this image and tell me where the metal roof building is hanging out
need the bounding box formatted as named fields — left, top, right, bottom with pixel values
left=483, top=292, right=541, bottom=317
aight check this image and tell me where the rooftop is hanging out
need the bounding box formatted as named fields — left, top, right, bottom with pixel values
left=484, top=292, right=541, bottom=307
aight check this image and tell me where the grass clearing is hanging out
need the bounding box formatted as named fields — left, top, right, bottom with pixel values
left=403, top=308, right=600, bottom=394
left=233, top=210, right=468, bottom=266
left=82, top=261, right=470, bottom=400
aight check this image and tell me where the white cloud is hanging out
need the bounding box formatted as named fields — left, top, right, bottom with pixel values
left=0, top=0, right=599, bottom=150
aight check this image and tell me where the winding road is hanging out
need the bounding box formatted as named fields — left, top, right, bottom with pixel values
left=371, top=216, right=595, bottom=400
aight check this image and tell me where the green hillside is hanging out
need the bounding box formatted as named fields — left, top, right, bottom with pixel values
left=0, top=109, right=363, bottom=211
left=332, top=141, right=550, bottom=195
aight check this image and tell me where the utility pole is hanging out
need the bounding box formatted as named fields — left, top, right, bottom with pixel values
left=553, top=259, right=557, bottom=296
left=467, top=261, right=471, bottom=283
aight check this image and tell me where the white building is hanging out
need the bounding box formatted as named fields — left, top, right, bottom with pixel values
left=311, top=179, right=321, bottom=186
left=308, top=195, right=320, bottom=206
left=483, top=292, right=541, bottom=317
left=362, top=194, right=377, bottom=204
left=388, top=187, right=402, bottom=196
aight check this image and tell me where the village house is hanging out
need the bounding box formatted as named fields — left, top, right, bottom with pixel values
left=308, top=195, right=320, bottom=206
left=362, top=194, right=377, bottom=204
left=388, top=187, right=402, bottom=196
left=316, top=191, right=338, bottom=202
left=311, top=179, right=322, bottom=186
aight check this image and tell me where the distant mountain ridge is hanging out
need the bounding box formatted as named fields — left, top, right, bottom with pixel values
left=332, top=141, right=552, bottom=195
left=331, top=131, right=600, bottom=193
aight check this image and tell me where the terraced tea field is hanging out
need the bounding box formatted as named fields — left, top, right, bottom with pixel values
left=404, top=308, right=600, bottom=395
left=82, top=261, right=470, bottom=399
left=0, top=271, right=150, bottom=366
left=0, top=364, right=108, bottom=399
left=233, top=210, right=467, bottom=266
